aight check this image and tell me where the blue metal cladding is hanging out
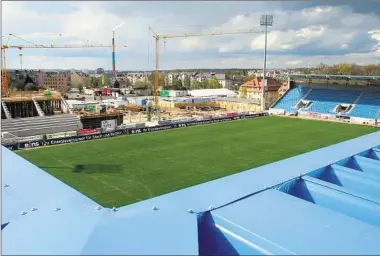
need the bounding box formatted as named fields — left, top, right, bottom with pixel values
left=2, top=130, right=380, bottom=255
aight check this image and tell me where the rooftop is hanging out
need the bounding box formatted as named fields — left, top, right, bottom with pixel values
left=2, top=131, right=380, bottom=254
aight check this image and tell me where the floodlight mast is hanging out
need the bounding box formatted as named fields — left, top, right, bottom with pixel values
left=260, top=15, right=273, bottom=111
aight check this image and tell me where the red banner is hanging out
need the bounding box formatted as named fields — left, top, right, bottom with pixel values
left=77, top=129, right=97, bottom=135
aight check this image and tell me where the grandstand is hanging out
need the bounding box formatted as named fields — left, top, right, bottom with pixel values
left=2, top=131, right=380, bottom=254
left=270, top=75, right=380, bottom=123
left=1, top=114, right=82, bottom=138
left=350, top=92, right=380, bottom=119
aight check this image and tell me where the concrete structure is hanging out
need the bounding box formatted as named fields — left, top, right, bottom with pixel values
left=215, top=97, right=262, bottom=112
left=1, top=114, right=82, bottom=137
left=188, top=88, right=237, bottom=98
left=2, top=130, right=380, bottom=254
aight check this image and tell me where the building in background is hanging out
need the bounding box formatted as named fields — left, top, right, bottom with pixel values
left=214, top=74, right=233, bottom=88
left=239, top=77, right=281, bottom=108
left=96, top=68, right=105, bottom=74
left=37, top=71, right=70, bottom=91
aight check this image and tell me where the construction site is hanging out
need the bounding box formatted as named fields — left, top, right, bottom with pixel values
left=1, top=28, right=268, bottom=144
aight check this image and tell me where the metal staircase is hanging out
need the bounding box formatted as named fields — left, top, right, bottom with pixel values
left=1, top=101, right=12, bottom=119
left=353, top=92, right=364, bottom=105
left=32, top=98, right=45, bottom=116
left=294, top=88, right=312, bottom=111
left=61, top=98, right=72, bottom=114
left=301, top=88, right=312, bottom=100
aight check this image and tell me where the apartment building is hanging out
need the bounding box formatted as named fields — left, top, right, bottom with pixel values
left=168, top=72, right=192, bottom=85
left=35, top=71, right=70, bottom=91
left=109, top=72, right=149, bottom=87
left=168, top=72, right=232, bottom=88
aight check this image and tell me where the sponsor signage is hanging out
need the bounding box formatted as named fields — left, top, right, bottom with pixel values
left=336, top=115, right=351, bottom=120
left=18, top=135, right=44, bottom=142
left=3, top=113, right=267, bottom=151
left=46, top=131, right=78, bottom=140
left=101, top=119, right=117, bottom=132
left=77, top=129, right=97, bottom=135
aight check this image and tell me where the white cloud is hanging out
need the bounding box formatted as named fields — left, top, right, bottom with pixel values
left=369, top=30, right=380, bottom=53
left=2, top=2, right=380, bottom=70
left=286, top=60, right=303, bottom=66
left=178, top=37, right=208, bottom=51
left=7, top=55, right=108, bottom=70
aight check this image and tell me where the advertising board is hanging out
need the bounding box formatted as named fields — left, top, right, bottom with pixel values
left=101, top=119, right=117, bottom=132
left=3, top=113, right=268, bottom=151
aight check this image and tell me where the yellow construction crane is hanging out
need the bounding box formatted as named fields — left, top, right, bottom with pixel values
left=1, top=33, right=127, bottom=96
left=148, top=27, right=261, bottom=104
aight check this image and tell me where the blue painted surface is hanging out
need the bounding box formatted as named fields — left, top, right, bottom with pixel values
left=272, top=85, right=380, bottom=119
left=349, top=92, right=380, bottom=119
left=305, top=88, right=361, bottom=114
left=209, top=189, right=380, bottom=255
left=272, top=86, right=309, bottom=112
left=2, top=130, right=380, bottom=255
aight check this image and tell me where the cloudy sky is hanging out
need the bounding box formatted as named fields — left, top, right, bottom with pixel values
left=2, top=1, right=380, bottom=70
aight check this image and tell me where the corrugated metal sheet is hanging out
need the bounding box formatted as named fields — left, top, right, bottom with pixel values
left=2, top=130, right=380, bottom=255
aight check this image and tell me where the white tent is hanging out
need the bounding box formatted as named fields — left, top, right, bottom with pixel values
left=188, top=89, right=237, bottom=97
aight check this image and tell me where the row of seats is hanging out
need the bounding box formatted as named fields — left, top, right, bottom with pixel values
left=349, top=92, right=380, bottom=119
left=1, top=114, right=83, bottom=137
left=271, top=86, right=310, bottom=113
left=272, top=86, right=380, bottom=120
left=304, top=89, right=361, bottom=114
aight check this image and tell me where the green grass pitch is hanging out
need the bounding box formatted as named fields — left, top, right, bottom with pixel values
left=17, top=116, right=377, bottom=207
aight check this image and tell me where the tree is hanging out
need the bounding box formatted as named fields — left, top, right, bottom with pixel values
left=13, top=79, right=25, bottom=91
left=336, top=63, right=352, bottom=75
left=24, top=83, right=38, bottom=91
left=148, top=73, right=155, bottom=85
left=133, top=80, right=147, bottom=89
left=159, top=76, right=166, bottom=89
left=240, top=87, right=247, bottom=98
left=200, top=79, right=209, bottom=89
left=91, top=77, right=100, bottom=88
left=24, top=75, right=34, bottom=85
left=124, top=78, right=132, bottom=88
left=242, top=75, right=256, bottom=83
left=84, top=77, right=92, bottom=88
left=208, top=77, right=222, bottom=89
left=183, top=77, right=191, bottom=89
left=102, top=75, right=110, bottom=87
left=190, top=80, right=201, bottom=90
left=114, top=80, right=120, bottom=88
left=78, top=85, right=84, bottom=93
left=172, top=79, right=183, bottom=90
left=71, top=73, right=84, bottom=88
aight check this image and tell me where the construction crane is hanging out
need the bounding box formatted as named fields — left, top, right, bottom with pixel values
left=1, top=33, right=127, bottom=96
left=148, top=27, right=261, bottom=105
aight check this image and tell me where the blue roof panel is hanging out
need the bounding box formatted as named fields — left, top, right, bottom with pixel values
left=81, top=210, right=198, bottom=255
left=209, top=189, right=380, bottom=255
left=2, top=130, right=380, bottom=254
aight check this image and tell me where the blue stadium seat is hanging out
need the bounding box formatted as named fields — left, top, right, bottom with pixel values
left=349, top=92, right=380, bottom=119
left=272, top=85, right=380, bottom=120
left=304, top=89, right=361, bottom=114
left=272, top=86, right=310, bottom=113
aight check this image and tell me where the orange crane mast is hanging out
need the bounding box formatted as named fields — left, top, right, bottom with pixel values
left=148, top=27, right=261, bottom=105
left=1, top=33, right=127, bottom=96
